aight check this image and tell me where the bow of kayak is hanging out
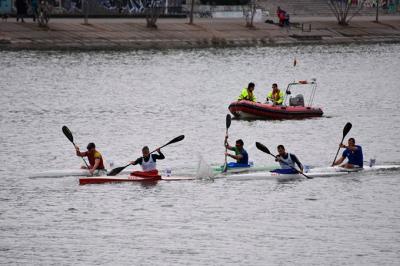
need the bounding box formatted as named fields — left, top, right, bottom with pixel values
left=227, top=164, right=400, bottom=181
left=29, top=168, right=132, bottom=179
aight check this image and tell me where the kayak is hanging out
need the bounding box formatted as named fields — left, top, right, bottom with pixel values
left=212, top=162, right=275, bottom=174
left=227, top=165, right=400, bottom=181
left=29, top=168, right=131, bottom=179
left=79, top=169, right=195, bottom=185
left=79, top=174, right=195, bottom=185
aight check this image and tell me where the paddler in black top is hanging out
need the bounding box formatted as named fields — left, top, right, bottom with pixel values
left=130, top=146, right=165, bottom=172
left=272, top=145, right=304, bottom=174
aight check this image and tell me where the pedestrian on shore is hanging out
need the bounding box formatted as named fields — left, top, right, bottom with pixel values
left=15, top=0, right=28, bottom=22
left=31, top=0, right=38, bottom=22
left=276, top=6, right=289, bottom=27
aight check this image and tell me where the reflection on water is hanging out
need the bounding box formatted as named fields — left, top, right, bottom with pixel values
left=1, top=44, right=400, bottom=265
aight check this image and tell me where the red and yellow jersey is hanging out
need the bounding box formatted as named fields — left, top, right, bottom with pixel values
left=87, top=150, right=105, bottom=169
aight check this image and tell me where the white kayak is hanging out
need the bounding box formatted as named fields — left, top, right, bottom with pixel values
left=29, top=168, right=132, bottom=179
left=226, top=165, right=400, bottom=181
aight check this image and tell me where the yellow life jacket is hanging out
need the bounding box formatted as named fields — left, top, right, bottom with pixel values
left=238, top=88, right=256, bottom=102
left=267, top=90, right=284, bottom=105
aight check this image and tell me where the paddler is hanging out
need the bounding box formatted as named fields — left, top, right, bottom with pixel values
left=266, top=83, right=284, bottom=105
left=333, top=138, right=363, bottom=169
left=272, top=145, right=304, bottom=174
left=238, top=82, right=256, bottom=102
left=75, top=142, right=106, bottom=175
left=130, top=146, right=165, bottom=173
left=224, top=136, right=249, bottom=165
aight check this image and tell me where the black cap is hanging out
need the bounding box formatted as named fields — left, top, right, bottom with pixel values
left=87, top=143, right=95, bottom=150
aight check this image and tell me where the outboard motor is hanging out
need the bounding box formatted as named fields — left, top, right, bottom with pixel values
left=289, top=94, right=305, bottom=106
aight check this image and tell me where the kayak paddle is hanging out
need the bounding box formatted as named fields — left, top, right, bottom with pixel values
left=107, top=135, right=185, bottom=176
left=62, top=125, right=90, bottom=169
left=255, top=142, right=312, bottom=179
left=222, top=114, right=232, bottom=173
left=331, top=122, right=352, bottom=166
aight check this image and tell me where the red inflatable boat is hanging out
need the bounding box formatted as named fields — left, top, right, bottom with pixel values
left=229, top=80, right=323, bottom=120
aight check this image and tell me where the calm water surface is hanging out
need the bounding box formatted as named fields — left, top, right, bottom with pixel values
left=1, top=44, right=400, bottom=265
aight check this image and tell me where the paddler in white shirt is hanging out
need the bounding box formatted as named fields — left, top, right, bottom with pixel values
left=271, top=145, right=304, bottom=174
left=130, top=146, right=165, bottom=174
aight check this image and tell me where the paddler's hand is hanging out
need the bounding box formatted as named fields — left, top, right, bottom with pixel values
left=74, top=145, right=80, bottom=151
left=89, top=168, right=95, bottom=175
left=275, top=156, right=281, bottom=162
left=340, top=143, right=346, bottom=148
left=156, top=148, right=161, bottom=153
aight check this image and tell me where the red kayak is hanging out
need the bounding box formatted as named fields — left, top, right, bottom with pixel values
left=79, top=170, right=194, bottom=185
left=229, top=80, right=323, bottom=120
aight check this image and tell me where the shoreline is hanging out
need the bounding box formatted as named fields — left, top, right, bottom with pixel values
left=1, top=17, right=400, bottom=51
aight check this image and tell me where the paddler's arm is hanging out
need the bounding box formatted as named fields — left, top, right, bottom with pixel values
left=130, top=157, right=142, bottom=166
left=290, top=154, right=304, bottom=172
left=153, top=148, right=165, bottom=160
left=333, top=156, right=345, bottom=166
left=75, top=145, right=87, bottom=157
left=89, top=159, right=100, bottom=175
left=224, top=135, right=234, bottom=151
left=225, top=153, right=243, bottom=161
left=340, top=143, right=358, bottom=152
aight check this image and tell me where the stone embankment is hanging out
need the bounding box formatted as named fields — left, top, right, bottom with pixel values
left=0, top=17, right=400, bottom=50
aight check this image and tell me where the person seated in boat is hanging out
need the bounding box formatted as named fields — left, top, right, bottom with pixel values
left=224, top=136, right=249, bottom=165
left=130, top=146, right=165, bottom=173
left=333, top=138, right=363, bottom=169
left=266, top=83, right=284, bottom=105
left=75, top=142, right=106, bottom=175
left=238, top=82, right=256, bottom=102
left=271, top=145, right=303, bottom=174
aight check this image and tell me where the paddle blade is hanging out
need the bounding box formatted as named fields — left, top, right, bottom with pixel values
left=62, top=126, right=74, bottom=143
left=256, top=142, right=271, bottom=154
left=343, top=122, right=352, bottom=138
left=107, top=165, right=128, bottom=176
left=166, top=135, right=185, bottom=145
left=226, top=114, right=232, bottom=129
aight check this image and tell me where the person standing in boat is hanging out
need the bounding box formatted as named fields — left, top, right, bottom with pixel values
left=272, top=145, right=304, bottom=174
left=75, top=142, right=106, bottom=175
left=333, top=138, right=363, bottom=169
left=238, top=82, right=256, bottom=102
left=266, top=83, right=284, bottom=105
left=224, top=136, right=249, bottom=165
left=130, top=146, right=165, bottom=173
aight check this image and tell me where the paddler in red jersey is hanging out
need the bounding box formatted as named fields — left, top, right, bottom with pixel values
left=130, top=146, right=165, bottom=175
left=75, top=142, right=106, bottom=175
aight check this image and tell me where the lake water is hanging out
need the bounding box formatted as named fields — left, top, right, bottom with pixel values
left=1, top=44, right=400, bottom=265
